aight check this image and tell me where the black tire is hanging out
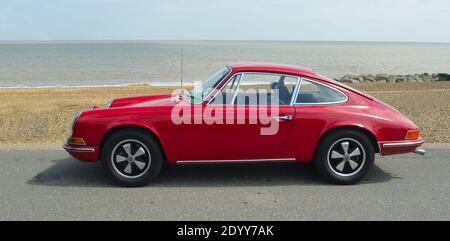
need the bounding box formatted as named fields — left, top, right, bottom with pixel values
left=101, top=129, right=163, bottom=187
left=314, top=130, right=374, bottom=185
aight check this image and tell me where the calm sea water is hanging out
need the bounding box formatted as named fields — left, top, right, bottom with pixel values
left=0, top=41, right=449, bottom=88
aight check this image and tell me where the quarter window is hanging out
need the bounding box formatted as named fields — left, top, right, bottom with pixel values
left=296, top=79, right=347, bottom=104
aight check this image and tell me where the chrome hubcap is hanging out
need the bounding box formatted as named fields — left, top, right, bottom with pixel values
left=111, top=139, right=151, bottom=179
left=327, top=138, right=366, bottom=177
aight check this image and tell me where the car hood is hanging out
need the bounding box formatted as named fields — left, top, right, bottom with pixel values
left=109, top=94, right=178, bottom=108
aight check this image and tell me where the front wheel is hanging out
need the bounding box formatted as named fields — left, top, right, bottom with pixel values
left=315, top=130, right=374, bottom=185
left=102, top=129, right=163, bottom=187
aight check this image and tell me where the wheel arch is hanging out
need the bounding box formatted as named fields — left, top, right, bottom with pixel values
left=99, top=124, right=167, bottom=162
left=315, top=125, right=379, bottom=157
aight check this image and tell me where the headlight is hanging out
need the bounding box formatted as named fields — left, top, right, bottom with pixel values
left=71, top=111, right=82, bottom=131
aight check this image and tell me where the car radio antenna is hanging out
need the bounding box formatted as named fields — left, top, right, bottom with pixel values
left=180, top=33, right=184, bottom=89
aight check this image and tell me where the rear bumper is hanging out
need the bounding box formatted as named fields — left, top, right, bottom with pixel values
left=63, top=144, right=99, bottom=162
left=378, top=139, right=424, bottom=156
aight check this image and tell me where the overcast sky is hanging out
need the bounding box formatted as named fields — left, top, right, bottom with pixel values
left=1, top=0, right=449, bottom=42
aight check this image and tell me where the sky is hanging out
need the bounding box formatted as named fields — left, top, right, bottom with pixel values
left=0, top=0, right=449, bottom=42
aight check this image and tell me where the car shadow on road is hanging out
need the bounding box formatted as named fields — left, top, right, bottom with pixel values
left=28, top=157, right=400, bottom=188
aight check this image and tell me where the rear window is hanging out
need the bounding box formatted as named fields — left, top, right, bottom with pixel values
left=320, top=75, right=373, bottom=101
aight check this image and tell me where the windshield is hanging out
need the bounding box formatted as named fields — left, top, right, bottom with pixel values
left=186, top=66, right=231, bottom=103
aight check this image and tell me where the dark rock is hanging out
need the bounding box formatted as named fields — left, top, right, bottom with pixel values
left=343, top=78, right=354, bottom=83
left=421, top=73, right=432, bottom=82
left=365, top=76, right=376, bottom=82
left=437, top=73, right=450, bottom=81
left=396, top=77, right=406, bottom=82
left=375, top=75, right=388, bottom=81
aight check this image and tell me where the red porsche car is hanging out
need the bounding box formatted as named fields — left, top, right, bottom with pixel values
left=64, top=63, right=425, bottom=186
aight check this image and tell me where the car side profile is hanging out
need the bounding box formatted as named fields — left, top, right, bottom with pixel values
left=64, top=63, right=425, bottom=186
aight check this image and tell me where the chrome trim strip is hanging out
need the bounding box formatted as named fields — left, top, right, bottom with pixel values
left=294, top=77, right=349, bottom=105
left=290, top=77, right=302, bottom=105
left=272, top=115, right=293, bottom=121
left=176, top=158, right=296, bottom=164
left=231, top=72, right=244, bottom=105
left=381, top=140, right=424, bottom=148
left=206, top=72, right=241, bottom=105
left=63, top=145, right=95, bottom=153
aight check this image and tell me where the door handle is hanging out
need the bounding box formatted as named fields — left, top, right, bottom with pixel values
left=273, top=115, right=293, bottom=121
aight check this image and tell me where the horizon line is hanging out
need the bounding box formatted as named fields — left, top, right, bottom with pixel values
left=0, top=39, right=449, bottom=45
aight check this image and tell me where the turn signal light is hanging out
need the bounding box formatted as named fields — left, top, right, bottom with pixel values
left=66, top=137, right=86, bottom=146
left=405, top=129, right=420, bottom=140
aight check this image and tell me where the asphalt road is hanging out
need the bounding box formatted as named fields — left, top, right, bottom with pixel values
left=0, top=146, right=449, bottom=220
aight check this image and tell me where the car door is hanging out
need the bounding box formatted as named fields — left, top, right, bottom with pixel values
left=179, top=72, right=299, bottom=161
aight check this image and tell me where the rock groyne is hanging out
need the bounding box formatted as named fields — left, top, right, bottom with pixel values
left=337, top=73, right=450, bottom=83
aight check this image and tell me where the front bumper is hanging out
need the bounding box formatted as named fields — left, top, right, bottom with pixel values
left=63, top=143, right=99, bottom=162
left=378, top=139, right=425, bottom=156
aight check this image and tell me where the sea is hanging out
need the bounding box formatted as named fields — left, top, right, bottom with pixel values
left=0, top=40, right=449, bottom=88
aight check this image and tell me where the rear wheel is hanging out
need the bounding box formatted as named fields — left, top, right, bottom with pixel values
left=315, top=130, right=374, bottom=185
left=102, top=129, right=163, bottom=187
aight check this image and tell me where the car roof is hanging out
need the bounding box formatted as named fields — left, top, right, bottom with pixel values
left=228, top=62, right=317, bottom=77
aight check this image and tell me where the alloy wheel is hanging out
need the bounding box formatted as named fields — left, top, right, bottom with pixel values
left=326, top=138, right=366, bottom=177
left=111, top=139, right=152, bottom=179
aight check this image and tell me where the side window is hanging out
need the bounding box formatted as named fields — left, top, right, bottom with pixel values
left=296, top=79, right=347, bottom=104
left=209, top=74, right=241, bottom=105
left=235, top=73, right=298, bottom=105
